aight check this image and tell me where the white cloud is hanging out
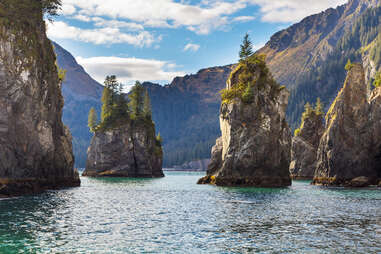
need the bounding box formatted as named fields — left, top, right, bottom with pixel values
left=47, top=21, right=156, bottom=47
left=91, top=17, right=144, bottom=31
left=76, top=56, right=185, bottom=86
left=184, top=43, right=200, bottom=52
left=73, top=14, right=91, bottom=22
left=233, top=16, right=255, bottom=22
left=249, top=0, right=347, bottom=23
left=61, top=0, right=248, bottom=34
left=60, top=3, right=76, bottom=15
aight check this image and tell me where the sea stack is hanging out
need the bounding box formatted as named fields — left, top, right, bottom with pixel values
left=289, top=101, right=324, bottom=180
left=83, top=81, right=164, bottom=177
left=0, top=1, right=80, bottom=197
left=313, top=63, right=381, bottom=187
left=198, top=54, right=292, bottom=187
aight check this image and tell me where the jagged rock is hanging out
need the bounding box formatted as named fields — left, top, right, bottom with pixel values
left=198, top=56, right=292, bottom=187
left=313, top=64, right=381, bottom=186
left=0, top=2, right=80, bottom=197
left=350, top=176, right=371, bottom=187
left=83, top=120, right=164, bottom=178
left=290, top=112, right=324, bottom=179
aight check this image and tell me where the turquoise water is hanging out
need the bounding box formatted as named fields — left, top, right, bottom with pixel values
left=0, top=171, right=380, bottom=253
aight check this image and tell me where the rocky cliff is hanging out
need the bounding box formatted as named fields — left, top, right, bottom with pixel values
left=53, top=42, right=103, bottom=168
left=313, top=63, right=381, bottom=186
left=0, top=2, right=79, bottom=197
left=83, top=119, right=164, bottom=177
left=198, top=55, right=292, bottom=187
left=290, top=109, right=324, bottom=179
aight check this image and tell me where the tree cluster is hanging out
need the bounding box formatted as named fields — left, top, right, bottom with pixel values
left=88, top=76, right=153, bottom=133
left=294, top=98, right=324, bottom=137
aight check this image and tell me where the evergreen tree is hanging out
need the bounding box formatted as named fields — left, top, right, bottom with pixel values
left=114, top=83, right=129, bottom=119
left=239, top=33, right=253, bottom=62
left=143, top=90, right=152, bottom=120
left=373, top=71, right=381, bottom=88
left=302, top=102, right=313, bottom=120
left=315, top=97, right=324, bottom=115
left=88, top=107, right=98, bottom=132
left=128, top=81, right=145, bottom=118
left=101, top=86, right=112, bottom=122
left=104, top=75, right=119, bottom=103
left=345, top=59, right=353, bottom=71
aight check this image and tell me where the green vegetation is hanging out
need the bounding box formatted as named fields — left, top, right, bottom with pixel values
left=128, top=81, right=146, bottom=119
left=88, top=76, right=156, bottom=133
left=221, top=53, right=281, bottom=105
left=88, top=107, right=98, bottom=133
left=345, top=59, right=354, bottom=71
left=294, top=98, right=324, bottom=137
left=239, top=33, right=253, bottom=62
left=373, top=71, right=381, bottom=88
left=288, top=6, right=381, bottom=130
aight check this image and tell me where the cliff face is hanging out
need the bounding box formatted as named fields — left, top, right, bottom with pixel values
left=290, top=112, right=324, bottom=179
left=53, top=42, right=103, bottom=168
left=0, top=3, right=79, bottom=197
left=198, top=56, right=292, bottom=187
left=313, top=63, right=381, bottom=186
left=83, top=120, right=164, bottom=178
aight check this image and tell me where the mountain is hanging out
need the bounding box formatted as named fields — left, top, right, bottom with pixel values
left=56, top=0, right=381, bottom=168
left=53, top=42, right=103, bottom=168
left=143, top=65, right=233, bottom=167
left=258, top=0, right=379, bottom=87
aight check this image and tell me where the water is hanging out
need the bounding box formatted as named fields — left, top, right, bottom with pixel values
left=0, top=171, right=380, bottom=253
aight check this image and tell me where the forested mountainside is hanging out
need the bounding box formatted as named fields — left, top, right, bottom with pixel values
left=143, top=66, right=233, bottom=167
left=286, top=4, right=381, bottom=128
left=57, top=0, right=381, bottom=167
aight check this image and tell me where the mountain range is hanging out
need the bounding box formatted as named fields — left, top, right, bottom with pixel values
left=56, top=0, right=381, bottom=168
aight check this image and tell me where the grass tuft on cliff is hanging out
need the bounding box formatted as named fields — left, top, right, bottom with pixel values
left=221, top=54, right=282, bottom=105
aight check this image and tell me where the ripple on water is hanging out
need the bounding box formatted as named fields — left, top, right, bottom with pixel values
left=0, top=172, right=380, bottom=253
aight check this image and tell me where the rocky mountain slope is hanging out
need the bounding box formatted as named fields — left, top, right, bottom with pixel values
left=0, top=1, right=79, bottom=197
left=198, top=55, right=291, bottom=187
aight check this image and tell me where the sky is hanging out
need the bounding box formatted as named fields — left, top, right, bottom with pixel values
left=47, top=0, right=347, bottom=87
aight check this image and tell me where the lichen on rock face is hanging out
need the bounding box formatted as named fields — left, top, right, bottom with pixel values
left=0, top=1, right=80, bottom=197
left=313, top=63, right=381, bottom=186
left=198, top=54, right=292, bottom=187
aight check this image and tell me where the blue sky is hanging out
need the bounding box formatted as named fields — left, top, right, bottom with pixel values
left=48, top=0, right=346, bottom=87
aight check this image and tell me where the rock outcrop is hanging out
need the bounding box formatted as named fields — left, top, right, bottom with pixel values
left=313, top=63, right=381, bottom=186
left=290, top=109, right=324, bottom=179
left=0, top=2, right=80, bottom=197
left=198, top=55, right=292, bottom=187
left=83, top=120, right=164, bottom=178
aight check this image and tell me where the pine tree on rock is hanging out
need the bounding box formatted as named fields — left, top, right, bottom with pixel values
left=88, top=107, right=98, bottom=133
left=143, top=90, right=152, bottom=120
left=239, top=33, right=253, bottom=62
left=129, top=81, right=145, bottom=119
